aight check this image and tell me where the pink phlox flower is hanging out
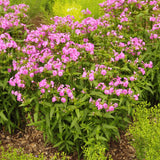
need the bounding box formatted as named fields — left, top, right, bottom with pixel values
left=52, top=70, right=57, bottom=76
left=109, top=81, right=114, bottom=86
left=82, top=71, right=87, bottom=78
left=150, top=16, right=156, bottom=22
left=123, top=80, right=129, bottom=87
left=67, top=91, right=73, bottom=98
left=81, top=90, right=85, bottom=94
left=103, top=103, right=108, bottom=109
left=89, top=97, right=93, bottom=103
left=138, top=67, right=145, bottom=75
left=58, top=70, right=64, bottom=77
left=61, top=97, right=66, bottom=103
left=114, top=103, right=118, bottom=108
left=89, top=72, right=94, bottom=81
left=104, top=89, right=110, bottom=95
left=51, top=81, right=54, bottom=88
left=128, top=88, right=133, bottom=95
left=8, top=78, right=16, bottom=86
left=97, top=104, right=103, bottom=110
left=45, top=84, right=50, bottom=89
left=83, top=38, right=88, bottom=43
left=101, top=69, right=107, bottom=76
left=39, top=79, right=47, bottom=87
left=130, top=76, right=135, bottom=81
left=85, top=43, right=94, bottom=54
left=118, top=24, right=123, bottom=30
left=40, top=89, right=45, bottom=94
left=111, top=57, right=115, bottom=62
left=119, top=52, right=125, bottom=59
left=122, top=89, right=128, bottom=95
left=59, top=89, right=65, bottom=96
left=108, top=106, right=114, bottom=112
left=75, top=29, right=81, bottom=35
left=30, top=73, right=34, bottom=78
left=115, top=89, right=122, bottom=96
left=109, top=87, right=114, bottom=94
left=57, top=84, right=64, bottom=92
left=148, top=61, right=153, bottom=68
left=134, top=94, right=139, bottom=101
left=8, top=68, right=11, bottom=73
left=52, top=96, right=57, bottom=102
left=17, top=93, right=23, bottom=102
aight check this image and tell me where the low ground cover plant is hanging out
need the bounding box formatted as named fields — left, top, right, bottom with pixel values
left=0, top=145, right=45, bottom=160
left=0, top=0, right=160, bottom=158
left=0, top=144, right=71, bottom=160
left=128, top=102, right=160, bottom=160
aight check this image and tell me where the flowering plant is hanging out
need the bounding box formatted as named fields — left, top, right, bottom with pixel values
left=2, top=0, right=159, bottom=155
left=0, top=0, right=29, bottom=132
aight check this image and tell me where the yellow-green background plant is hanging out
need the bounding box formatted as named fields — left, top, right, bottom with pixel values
left=52, top=0, right=105, bottom=21
left=128, top=102, right=160, bottom=160
left=53, top=0, right=83, bottom=21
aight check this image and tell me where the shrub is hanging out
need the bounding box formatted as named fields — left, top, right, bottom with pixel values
left=128, top=102, right=160, bottom=160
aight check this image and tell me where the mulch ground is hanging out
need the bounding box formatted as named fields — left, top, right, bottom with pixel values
left=0, top=126, right=137, bottom=160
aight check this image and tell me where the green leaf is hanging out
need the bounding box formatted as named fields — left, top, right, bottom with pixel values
left=103, top=112, right=114, bottom=119
left=19, top=97, right=36, bottom=107
left=70, top=117, right=81, bottom=134
left=90, top=91, right=107, bottom=99
left=96, top=136, right=108, bottom=142
left=54, top=141, right=64, bottom=148
left=34, top=103, right=39, bottom=122
left=66, top=140, right=74, bottom=146
left=34, top=113, right=38, bottom=122
left=0, top=111, right=8, bottom=122
left=102, top=124, right=117, bottom=130
left=58, top=119, right=63, bottom=135
left=27, top=120, right=45, bottom=126
left=41, top=101, right=52, bottom=108
left=70, top=118, right=78, bottom=128
left=51, top=120, right=58, bottom=131
left=50, top=107, right=55, bottom=120
left=75, top=109, right=80, bottom=119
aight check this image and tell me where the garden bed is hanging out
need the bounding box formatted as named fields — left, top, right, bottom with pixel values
left=0, top=126, right=136, bottom=160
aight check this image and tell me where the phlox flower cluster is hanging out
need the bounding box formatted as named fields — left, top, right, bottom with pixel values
left=0, top=0, right=10, bottom=7
left=11, top=90, right=23, bottom=102
left=0, top=33, right=17, bottom=53
left=0, top=2, right=29, bottom=30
